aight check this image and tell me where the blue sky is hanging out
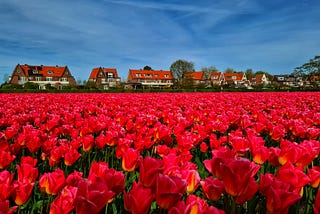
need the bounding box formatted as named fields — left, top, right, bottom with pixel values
left=1, top=0, right=320, bottom=82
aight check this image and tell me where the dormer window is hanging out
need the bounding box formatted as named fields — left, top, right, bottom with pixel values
left=48, top=70, right=54, bottom=74
left=165, top=74, right=168, bottom=78
left=32, top=70, right=38, bottom=74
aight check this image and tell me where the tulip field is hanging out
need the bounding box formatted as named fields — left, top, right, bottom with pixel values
left=1, top=92, right=320, bottom=214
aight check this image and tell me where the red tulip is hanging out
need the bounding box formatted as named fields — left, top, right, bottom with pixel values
left=186, top=194, right=209, bottom=214
left=219, top=157, right=260, bottom=204
left=82, top=134, right=94, bottom=152
left=155, top=174, right=187, bottom=210
left=181, top=170, right=200, bottom=194
left=139, top=156, right=164, bottom=188
left=0, top=150, right=15, bottom=169
left=277, top=162, right=310, bottom=194
left=66, top=171, right=83, bottom=187
left=168, top=200, right=191, bottom=214
left=308, top=166, right=320, bottom=188
left=0, top=170, right=14, bottom=200
left=74, top=178, right=114, bottom=214
left=314, top=189, right=320, bottom=214
left=17, top=157, right=38, bottom=183
left=0, top=200, right=17, bottom=214
left=200, top=142, right=208, bottom=153
left=50, top=186, right=77, bottom=214
left=200, top=176, right=225, bottom=201
left=12, top=181, right=34, bottom=205
left=124, top=182, right=154, bottom=214
left=121, top=148, right=140, bottom=172
left=260, top=173, right=301, bottom=214
left=39, top=168, right=66, bottom=195
left=270, top=124, right=286, bottom=141
left=64, top=148, right=81, bottom=166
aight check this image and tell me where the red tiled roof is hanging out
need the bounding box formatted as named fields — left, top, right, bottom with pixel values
left=249, top=74, right=264, bottom=82
left=129, top=70, right=173, bottom=80
left=184, top=71, right=204, bottom=80
left=89, top=67, right=118, bottom=79
left=224, top=73, right=245, bottom=81
left=209, top=72, right=222, bottom=80
left=19, top=65, right=67, bottom=77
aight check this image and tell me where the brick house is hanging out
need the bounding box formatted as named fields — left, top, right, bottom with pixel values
left=249, top=73, right=270, bottom=87
left=127, top=69, right=174, bottom=88
left=9, top=64, right=76, bottom=89
left=183, top=71, right=206, bottom=87
left=88, top=67, right=121, bottom=89
left=209, top=72, right=225, bottom=86
left=223, top=72, right=249, bottom=87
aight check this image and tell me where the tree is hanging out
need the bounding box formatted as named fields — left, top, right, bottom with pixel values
left=170, top=59, right=194, bottom=81
left=224, top=68, right=236, bottom=73
left=2, top=73, right=9, bottom=84
left=245, top=69, right=254, bottom=79
left=143, top=66, right=152, bottom=70
left=202, top=66, right=218, bottom=79
left=294, top=55, right=320, bottom=76
left=76, top=78, right=82, bottom=86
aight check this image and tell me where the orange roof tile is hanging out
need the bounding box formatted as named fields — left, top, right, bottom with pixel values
left=129, top=70, right=173, bottom=80
left=184, top=71, right=204, bottom=80
left=209, top=72, right=222, bottom=80
left=20, top=65, right=67, bottom=77
left=224, top=73, right=245, bottom=81
left=89, top=67, right=118, bottom=79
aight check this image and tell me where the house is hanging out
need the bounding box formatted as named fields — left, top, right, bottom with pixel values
left=223, top=72, right=249, bottom=87
left=272, top=75, right=303, bottom=87
left=127, top=69, right=174, bottom=88
left=209, top=72, right=225, bottom=86
left=183, top=71, right=206, bottom=87
left=88, top=67, right=121, bottom=89
left=309, top=75, right=320, bottom=87
left=9, top=64, right=76, bottom=89
left=249, top=73, right=270, bottom=87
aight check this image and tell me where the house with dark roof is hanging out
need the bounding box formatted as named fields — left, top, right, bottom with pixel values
left=127, top=69, right=174, bottom=88
left=88, top=67, right=121, bottom=89
left=9, top=64, right=76, bottom=89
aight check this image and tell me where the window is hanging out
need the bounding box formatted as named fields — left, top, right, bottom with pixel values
left=107, top=73, right=114, bottom=78
left=101, top=78, right=106, bottom=84
left=61, top=78, right=67, bottom=82
left=46, top=77, right=53, bottom=81
left=278, top=77, right=285, bottom=81
left=165, top=74, right=168, bottom=78
left=135, top=73, right=141, bottom=77
left=212, top=76, right=218, bottom=80
left=144, top=73, right=151, bottom=77
left=32, top=70, right=38, bottom=74
left=48, top=70, right=54, bottom=74
left=36, top=77, right=41, bottom=81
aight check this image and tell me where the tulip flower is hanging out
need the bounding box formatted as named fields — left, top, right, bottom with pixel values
left=181, top=170, right=200, bottom=194
left=155, top=174, right=187, bottom=210
left=50, top=186, right=77, bottom=214
left=12, top=181, right=34, bottom=205
left=0, top=200, right=17, bottom=214
left=124, top=182, right=154, bottom=214
left=200, top=176, right=225, bottom=201
left=260, top=173, right=301, bottom=214
left=314, top=189, right=320, bottom=214
left=277, top=162, right=310, bottom=194
left=308, top=166, right=320, bottom=188
left=64, top=148, right=81, bottom=166
left=74, top=178, right=115, bottom=214
left=39, top=168, right=66, bottom=195
left=139, top=156, right=164, bottom=188
left=82, top=134, right=94, bottom=152
left=0, top=170, right=14, bottom=200
left=66, top=171, right=83, bottom=187
left=0, top=150, right=15, bottom=169
left=121, top=148, right=140, bottom=172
